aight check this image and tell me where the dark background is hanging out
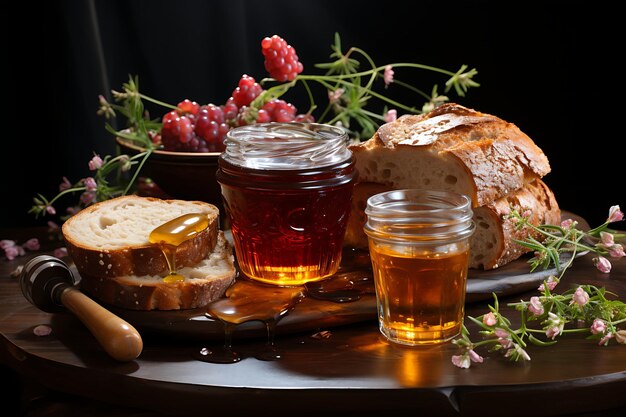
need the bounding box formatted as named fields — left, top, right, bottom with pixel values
left=4, top=0, right=624, bottom=229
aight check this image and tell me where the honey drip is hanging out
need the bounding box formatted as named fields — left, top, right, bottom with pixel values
left=148, top=213, right=210, bottom=283
left=194, top=247, right=375, bottom=364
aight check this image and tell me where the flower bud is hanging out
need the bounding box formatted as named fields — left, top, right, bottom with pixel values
left=384, top=109, right=397, bottom=123
left=482, top=312, right=497, bottom=326
left=593, top=256, right=612, bottom=273
left=609, top=244, right=625, bottom=259
left=528, top=296, right=544, bottom=316
left=607, top=205, right=624, bottom=223
left=383, top=65, right=394, bottom=86
left=88, top=155, right=104, bottom=171
left=590, top=319, right=606, bottom=335
left=572, top=287, right=589, bottom=306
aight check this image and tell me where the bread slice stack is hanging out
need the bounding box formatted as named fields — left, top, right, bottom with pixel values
left=344, top=103, right=561, bottom=269
left=62, top=195, right=236, bottom=310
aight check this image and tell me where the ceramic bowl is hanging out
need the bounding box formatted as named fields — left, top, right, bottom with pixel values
left=116, top=137, right=224, bottom=215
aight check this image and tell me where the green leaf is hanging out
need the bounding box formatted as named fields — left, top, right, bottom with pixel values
left=528, top=333, right=558, bottom=346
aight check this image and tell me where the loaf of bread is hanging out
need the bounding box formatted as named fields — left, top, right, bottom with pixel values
left=345, top=103, right=561, bottom=269
left=62, top=195, right=236, bottom=310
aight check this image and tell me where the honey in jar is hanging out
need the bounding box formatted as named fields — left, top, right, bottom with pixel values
left=217, top=123, right=357, bottom=286
left=364, top=189, right=475, bottom=345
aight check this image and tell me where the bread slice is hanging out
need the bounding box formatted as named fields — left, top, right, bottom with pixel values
left=350, top=103, right=551, bottom=207
left=345, top=179, right=560, bottom=270
left=78, top=231, right=236, bottom=310
left=62, top=195, right=219, bottom=278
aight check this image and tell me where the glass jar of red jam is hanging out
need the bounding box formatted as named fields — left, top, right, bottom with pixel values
left=217, top=123, right=357, bottom=286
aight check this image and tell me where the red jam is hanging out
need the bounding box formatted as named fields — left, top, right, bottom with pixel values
left=217, top=123, right=357, bottom=286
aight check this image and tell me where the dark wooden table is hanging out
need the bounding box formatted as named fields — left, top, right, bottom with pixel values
left=1, top=226, right=626, bottom=417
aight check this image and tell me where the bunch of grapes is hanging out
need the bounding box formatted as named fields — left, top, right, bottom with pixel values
left=158, top=35, right=310, bottom=153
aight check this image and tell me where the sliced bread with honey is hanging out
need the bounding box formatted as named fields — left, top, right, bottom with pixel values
left=78, top=231, right=236, bottom=310
left=62, top=195, right=236, bottom=310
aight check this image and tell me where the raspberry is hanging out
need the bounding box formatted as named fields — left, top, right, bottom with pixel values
left=261, top=35, right=303, bottom=82
left=231, top=74, right=263, bottom=107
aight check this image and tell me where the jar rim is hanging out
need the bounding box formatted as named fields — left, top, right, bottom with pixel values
left=365, top=189, right=472, bottom=217
left=364, top=189, right=475, bottom=243
left=223, top=122, right=352, bottom=170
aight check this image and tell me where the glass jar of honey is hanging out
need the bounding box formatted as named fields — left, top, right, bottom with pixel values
left=363, top=189, right=475, bottom=345
left=217, top=123, right=357, bottom=286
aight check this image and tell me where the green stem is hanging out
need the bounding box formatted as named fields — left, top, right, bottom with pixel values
left=138, top=93, right=178, bottom=110
left=392, top=78, right=432, bottom=101
left=123, top=150, right=152, bottom=195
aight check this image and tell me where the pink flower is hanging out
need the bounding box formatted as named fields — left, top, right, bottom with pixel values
left=47, top=221, right=60, bottom=231
left=494, top=328, right=509, bottom=339
left=593, top=256, right=612, bottom=273
left=468, top=349, right=483, bottom=363
left=384, top=109, right=397, bottom=123
left=590, top=319, right=607, bottom=335
left=546, top=326, right=561, bottom=339
left=505, top=344, right=531, bottom=361
left=607, top=205, right=624, bottom=223
left=33, top=325, right=52, bottom=337
left=327, top=88, right=344, bottom=104
left=521, top=209, right=532, bottom=218
left=383, top=65, right=394, bottom=86
left=80, top=191, right=96, bottom=205
left=528, top=296, right=544, bottom=316
left=483, top=312, right=497, bottom=326
left=560, top=218, right=576, bottom=228
left=53, top=247, right=68, bottom=258
left=600, top=231, right=614, bottom=246
left=572, top=287, right=589, bottom=306
left=501, top=206, right=511, bottom=216
left=451, top=354, right=470, bottom=369
left=451, top=349, right=483, bottom=369
left=616, top=330, right=626, bottom=344
left=544, top=312, right=564, bottom=339
left=45, top=205, right=56, bottom=215
left=538, top=275, right=559, bottom=292
left=59, top=176, right=72, bottom=192
left=598, top=332, right=613, bottom=346
left=4, top=246, right=19, bottom=260
left=22, top=238, right=40, bottom=251
left=609, top=244, right=625, bottom=259
left=0, top=240, right=15, bottom=249
left=83, top=177, right=97, bottom=191
left=88, top=154, right=103, bottom=171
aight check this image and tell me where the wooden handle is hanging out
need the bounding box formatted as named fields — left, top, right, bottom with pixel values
left=59, top=286, right=143, bottom=362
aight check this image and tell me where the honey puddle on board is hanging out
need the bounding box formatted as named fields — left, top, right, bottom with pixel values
left=194, top=247, right=375, bottom=364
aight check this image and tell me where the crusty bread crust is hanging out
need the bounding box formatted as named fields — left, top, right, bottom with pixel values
left=78, top=232, right=236, bottom=310
left=350, top=103, right=551, bottom=206
left=63, top=196, right=219, bottom=278
left=471, top=179, right=561, bottom=269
